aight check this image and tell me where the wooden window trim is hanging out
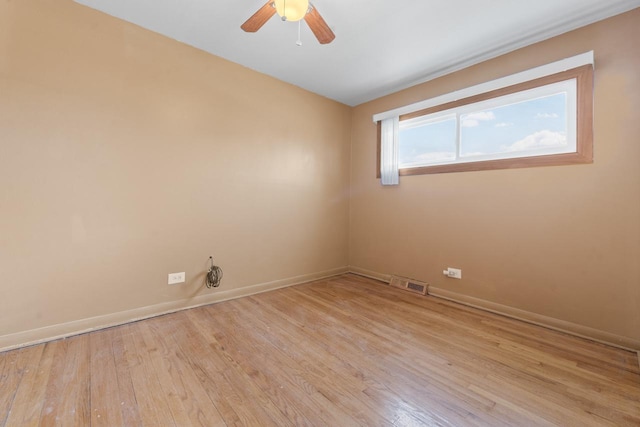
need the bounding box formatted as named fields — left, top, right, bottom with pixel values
left=376, top=64, right=593, bottom=177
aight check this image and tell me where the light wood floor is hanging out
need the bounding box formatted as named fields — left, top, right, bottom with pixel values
left=1, top=274, right=639, bottom=426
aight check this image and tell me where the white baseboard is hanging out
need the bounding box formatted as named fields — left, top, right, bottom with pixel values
left=428, top=286, right=640, bottom=352
left=349, top=267, right=640, bottom=352
left=0, top=266, right=349, bottom=353
left=6, top=265, right=638, bottom=354
left=347, top=266, right=391, bottom=283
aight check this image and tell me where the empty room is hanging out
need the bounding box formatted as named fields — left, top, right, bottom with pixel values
left=1, top=0, right=639, bottom=425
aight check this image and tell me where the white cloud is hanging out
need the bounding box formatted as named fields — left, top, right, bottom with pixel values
left=404, top=151, right=455, bottom=165
left=462, top=111, right=495, bottom=127
left=501, top=130, right=567, bottom=152
left=536, top=113, right=559, bottom=119
left=467, top=112, right=496, bottom=121
left=495, top=122, right=513, bottom=128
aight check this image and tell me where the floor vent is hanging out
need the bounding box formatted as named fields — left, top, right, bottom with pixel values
left=389, top=276, right=428, bottom=295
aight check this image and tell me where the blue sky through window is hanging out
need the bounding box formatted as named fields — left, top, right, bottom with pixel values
left=461, top=93, right=567, bottom=157
left=398, top=92, right=569, bottom=167
left=398, top=116, right=456, bottom=166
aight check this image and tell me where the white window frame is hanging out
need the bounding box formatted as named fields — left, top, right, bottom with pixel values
left=375, top=52, right=594, bottom=178
left=398, top=79, right=577, bottom=169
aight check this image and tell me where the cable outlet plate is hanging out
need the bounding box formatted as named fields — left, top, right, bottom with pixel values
left=443, top=267, right=462, bottom=279
left=168, top=272, right=186, bottom=285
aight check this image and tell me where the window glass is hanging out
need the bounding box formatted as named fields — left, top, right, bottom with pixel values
left=460, top=91, right=569, bottom=160
left=397, top=79, right=576, bottom=169
left=399, top=114, right=456, bottom=168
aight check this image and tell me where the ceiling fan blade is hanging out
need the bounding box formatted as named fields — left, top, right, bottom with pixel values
left=304, top=5, right=335, bottom=44
left=241, top=1, right=276, bottom=33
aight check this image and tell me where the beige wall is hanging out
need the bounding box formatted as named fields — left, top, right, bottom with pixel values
left=0, top=1, right=351, bottom=343
left=350, top=10, right=640, bottom=343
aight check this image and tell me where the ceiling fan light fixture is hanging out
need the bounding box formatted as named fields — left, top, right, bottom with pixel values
left=274, top=0, right=309, bottom=22
left=241, top=0, right=334, bottom=44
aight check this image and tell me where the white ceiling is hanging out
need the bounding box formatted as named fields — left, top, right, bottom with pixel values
left=74, top=0, right=640, bottom=106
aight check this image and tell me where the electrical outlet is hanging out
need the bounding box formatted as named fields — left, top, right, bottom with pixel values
left=168, top=272, right=186, bottom=285
left=443, top=267, right=462, bottom=279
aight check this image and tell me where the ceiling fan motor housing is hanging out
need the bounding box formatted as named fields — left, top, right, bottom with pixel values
left=274, top=0, right=309, bottom=22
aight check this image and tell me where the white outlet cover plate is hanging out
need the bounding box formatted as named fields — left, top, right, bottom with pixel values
left=445, top=268, right=462, bottom=279
left=168, top=272, right=186, bottom=285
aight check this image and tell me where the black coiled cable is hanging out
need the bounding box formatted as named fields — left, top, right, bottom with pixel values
left=206, top=256, right=223, bottom=288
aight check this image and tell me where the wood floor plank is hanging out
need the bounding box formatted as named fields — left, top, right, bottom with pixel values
left=186, top=308, right=297, bottom=426
left=0, top=346, right=44, bottom=427
left=89, top=329, right=125, bottom=427
left=255, top=287, right=498, bottom=426
left=109, top=327, right=144, bottom=426
left=65, top=335, right=91, bottom=427
left=0, top=350, right=21, bottom=426
left=134, top=320, right=195, bottom=426
left=320, top=278, right=635, bottom=392
left=166, top=312, right=251, bottom=427
left=5, top=344, right=55, bottom=427
left=292, top=276, right=640, bottom=426
left=242, top=294, right=469, bottom=426
left=281, top=285, right=511, bottom=422
left=120, top=323, right=177, bottom=427
left=235, top=296, right=394, bottom=427
left=317, top=276, right=640, bottom=425
left=0, top=274, right=638, bottom=426
left=207, top=313, right=324, bottom=426
left=144, top=316, right=228, bottom=426
left=213, top=299, right=362, bottom=426
left=168, top=313, right=262, bottom=426
left=37, top=335, right=91, bottom=427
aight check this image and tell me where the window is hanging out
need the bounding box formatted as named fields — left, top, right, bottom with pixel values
left=399, top=80, right=576, bottom=167
left=376, top=61, right=593, bottom=177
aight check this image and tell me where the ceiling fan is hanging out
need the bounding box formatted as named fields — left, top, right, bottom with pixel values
left=241, top=0, right=335, bottom=45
